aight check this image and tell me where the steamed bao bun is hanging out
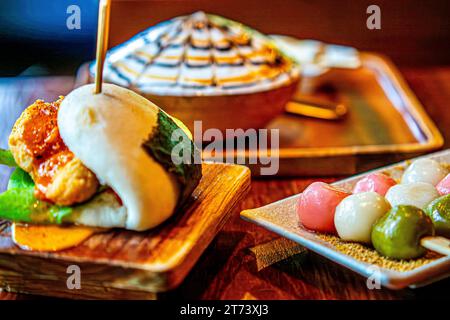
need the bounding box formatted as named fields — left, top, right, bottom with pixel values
left=58, top=84, right=201, bottom=231
left=402, top=158, right=448, bottom=186
left=334, top=192, right=390, bottom=244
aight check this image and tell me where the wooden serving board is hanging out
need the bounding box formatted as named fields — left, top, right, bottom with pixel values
left=0, top=163, right=250, bottom=299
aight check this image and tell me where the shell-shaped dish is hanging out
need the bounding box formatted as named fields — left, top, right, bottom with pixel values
left=90, top=11, right=300, bottom=97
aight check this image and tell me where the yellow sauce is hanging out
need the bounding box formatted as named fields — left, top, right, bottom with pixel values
left=142, top=74, right=177, bottom=81
left=214, top=56, right=242, bottom=64
left=191, top=38, right=210, bottom=47
left=181, top=77, right=213, bottom=85
left=135, top=50, right=154, bottom=60
left=115, top=62, right=140, bottom=76
left=12, top=223, right=97, bottom=252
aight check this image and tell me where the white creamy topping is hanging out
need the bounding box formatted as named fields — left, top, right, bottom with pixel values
left=58, top=83, right=180, bottom=231
left=91, top=11, right=300, bottom=96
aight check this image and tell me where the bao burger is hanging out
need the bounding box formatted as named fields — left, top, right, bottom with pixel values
left=0, top=83, right=202, bottom=250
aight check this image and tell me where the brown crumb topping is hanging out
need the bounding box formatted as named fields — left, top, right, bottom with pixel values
left=316, top=233, right=442, bottom=272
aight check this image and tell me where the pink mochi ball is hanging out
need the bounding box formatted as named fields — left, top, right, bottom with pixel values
left=297, top=182, right=350, bottom=234
left=436, top=174, right=450, bottom=195
left=353, top=173, right=397, bottom=196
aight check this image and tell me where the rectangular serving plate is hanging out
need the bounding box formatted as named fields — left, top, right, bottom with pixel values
left=210, top=52, right=443, bottom=177
left=0, top=163, right=250, bottom=299
left=241, top=149, right=450, bottom=290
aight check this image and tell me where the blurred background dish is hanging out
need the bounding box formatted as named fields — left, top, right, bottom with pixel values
left=85, top=11, right=300, bottom=133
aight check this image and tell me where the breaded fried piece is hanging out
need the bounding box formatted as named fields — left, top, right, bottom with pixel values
left=8, top=97, right=99, bottom=205
left=45, top=157, right=99, bottom=206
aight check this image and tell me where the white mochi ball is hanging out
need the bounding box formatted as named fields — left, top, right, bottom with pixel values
left=402, top=158, right=448, bottom=186
left=385, top=182, right=440, bottom=210
left=334, top=192, right=390, bottom=244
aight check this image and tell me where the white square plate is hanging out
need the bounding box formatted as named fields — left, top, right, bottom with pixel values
left=241, top=149, right=450, bottom=289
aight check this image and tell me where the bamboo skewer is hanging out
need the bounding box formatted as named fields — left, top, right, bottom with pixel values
left=94, top=0, right=111, bottom=94
left=421, top=236, right=450, bottom=256
left=286, top=98, right=347, bottom=120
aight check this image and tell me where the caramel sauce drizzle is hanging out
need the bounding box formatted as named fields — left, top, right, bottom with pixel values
left=21, top=98, right=74, bottom=201
left=108, top=14, right=294, bottom=89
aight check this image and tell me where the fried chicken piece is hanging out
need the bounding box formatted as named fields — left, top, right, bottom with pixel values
left=8, top=97, right=99, bottom=205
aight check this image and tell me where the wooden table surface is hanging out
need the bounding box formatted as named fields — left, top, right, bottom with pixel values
left=0, top=66, right=450, bottom=300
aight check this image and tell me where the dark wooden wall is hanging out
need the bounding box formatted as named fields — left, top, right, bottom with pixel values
left=0, top=0, right=448, bottom=76
left=109, top=0, right=450, bottom=66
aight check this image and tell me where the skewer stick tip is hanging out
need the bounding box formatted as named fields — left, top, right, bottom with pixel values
left=94, top=0, right=111, bottom=94
left=421, top=236, right=450, bottom=256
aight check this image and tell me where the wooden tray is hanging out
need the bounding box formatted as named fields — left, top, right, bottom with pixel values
left=76, top=52, right=443, bottom=177
left=0, top=163, right=250, bottom=299
left=241, top=149, right=450, bottom=290
left=238, top=53, right=443, bottom=176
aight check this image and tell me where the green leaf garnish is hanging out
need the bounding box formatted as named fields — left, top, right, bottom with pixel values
left=142, top=110, right=202, bottom=205
left=0, top=167, right=72, bottom=224
left=7, top=167, right=34, bottom=190
left=0, top=148, right=17, bottom=167
left=0, top=188, right=36, bottom=222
